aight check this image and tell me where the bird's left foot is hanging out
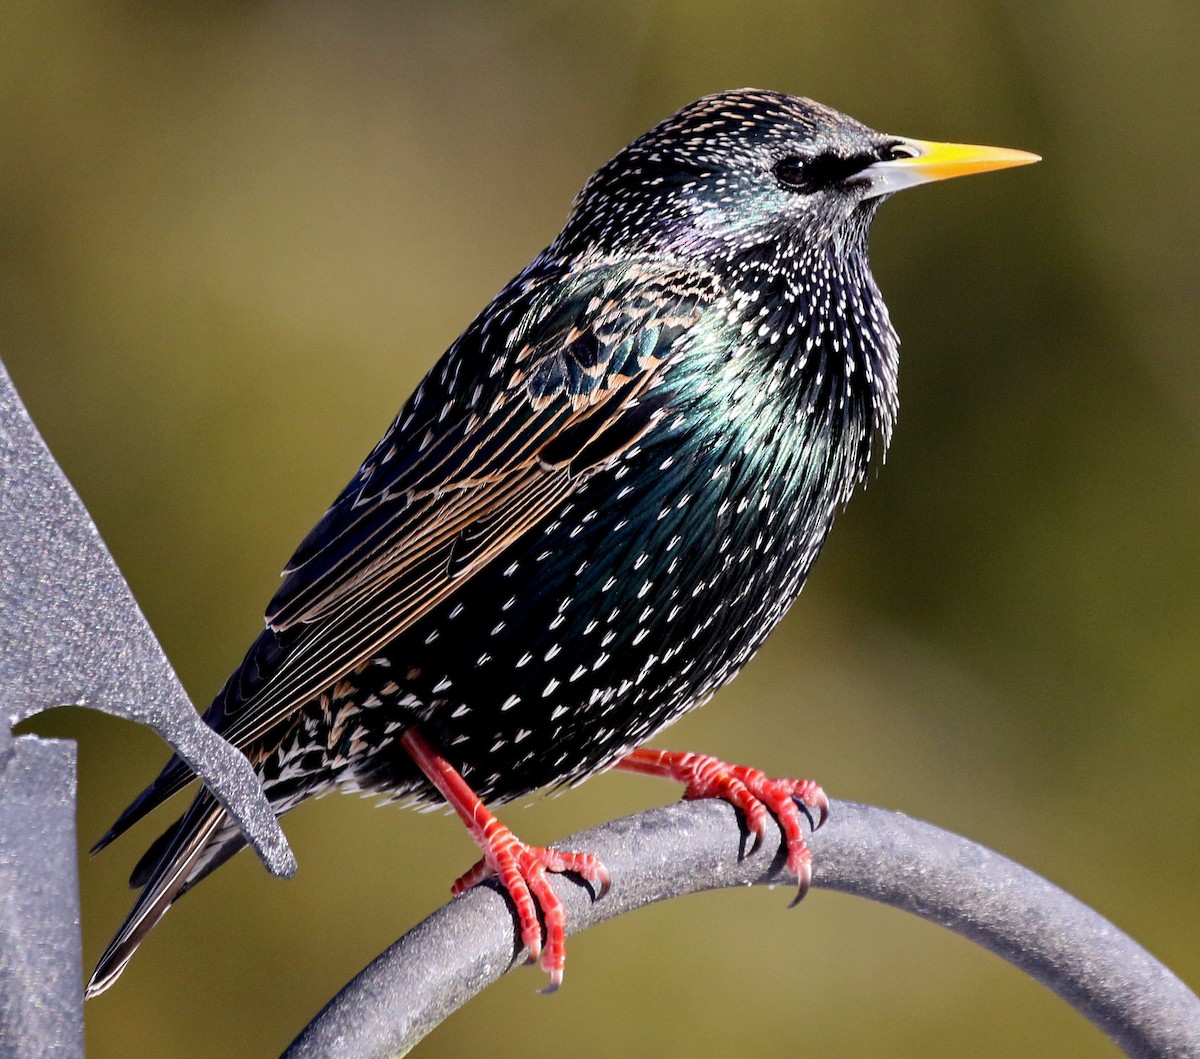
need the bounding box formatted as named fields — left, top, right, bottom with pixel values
left=616, top=748, right=828, bottom=902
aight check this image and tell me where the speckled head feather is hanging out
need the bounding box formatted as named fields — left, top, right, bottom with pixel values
left=558, top=90, right=902, bottom=260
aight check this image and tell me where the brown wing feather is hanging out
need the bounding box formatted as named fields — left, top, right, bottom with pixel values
left=211, top=261, right=719, bottom=752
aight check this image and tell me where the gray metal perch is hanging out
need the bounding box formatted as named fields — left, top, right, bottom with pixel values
left=284, top=798, right=1200, bottom=1059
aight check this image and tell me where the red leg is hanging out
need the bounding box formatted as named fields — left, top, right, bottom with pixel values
left=616, top=748, right=828, bottom=903
left=400, top=728, right=610, bottom=991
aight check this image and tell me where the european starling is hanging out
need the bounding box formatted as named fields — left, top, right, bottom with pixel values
left=87, top=89, right=1036, bottom=996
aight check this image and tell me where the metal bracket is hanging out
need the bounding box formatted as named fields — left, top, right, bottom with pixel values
left=0, top=356, right=295, bottom=1058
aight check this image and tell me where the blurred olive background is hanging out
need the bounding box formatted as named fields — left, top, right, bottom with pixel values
left=4, top=1, right=1199, bottom=1055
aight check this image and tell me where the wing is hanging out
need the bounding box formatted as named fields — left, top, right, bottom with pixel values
left=96, top=257, right=722, bottom=843
left=224, top=259, right=717, bottom=743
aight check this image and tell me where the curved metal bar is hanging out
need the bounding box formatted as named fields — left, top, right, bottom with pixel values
left=283, top=798, right=1200, bottom=1058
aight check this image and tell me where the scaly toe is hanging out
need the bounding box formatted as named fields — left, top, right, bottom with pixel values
left=802, top=783, right=830, bottom=829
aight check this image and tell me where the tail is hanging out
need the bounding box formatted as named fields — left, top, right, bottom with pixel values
left=85, top=791, right=245, bottom=999
left=89, top=754, right=197, bottom=856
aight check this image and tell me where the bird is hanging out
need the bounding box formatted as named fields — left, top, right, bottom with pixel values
left=86, top=89, right=1037, bottom=997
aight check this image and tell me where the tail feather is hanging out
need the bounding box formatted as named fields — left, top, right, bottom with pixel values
left=89, top=754, right=197, bottom=855
left=124, top=810, right=240, bottom=892
left=85, top=793, right=230, bottom=999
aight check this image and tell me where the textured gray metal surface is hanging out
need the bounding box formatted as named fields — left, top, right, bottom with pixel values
left=0, top=356, right=293, bottom=878
left=0, top=735, right=83, bottom=1059
left=284, top=798, right=1200, bottom=1059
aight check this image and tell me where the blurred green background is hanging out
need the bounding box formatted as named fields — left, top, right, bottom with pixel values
left=4, top=1, right=1199, bottom=1055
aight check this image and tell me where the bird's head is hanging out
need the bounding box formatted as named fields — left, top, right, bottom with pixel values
left=556, top=89, right=1037, bottom=269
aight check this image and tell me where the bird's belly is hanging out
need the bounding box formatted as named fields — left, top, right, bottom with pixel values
left=338, top=430, right=838, bottom=805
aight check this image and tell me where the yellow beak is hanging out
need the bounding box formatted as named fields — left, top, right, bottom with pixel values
left=863, top=137, right=1040, bottom=199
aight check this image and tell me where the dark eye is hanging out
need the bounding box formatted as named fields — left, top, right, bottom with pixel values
left=772, top=151, right=874, bottom=193
left=772, top=154, right=810, bottom=190
left=880, top=141, right=920, bottom=162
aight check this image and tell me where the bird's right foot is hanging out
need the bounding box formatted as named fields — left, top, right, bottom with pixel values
left=399, top=727, right=609, bottom=991
left=453, top=828, right=610, bottom=991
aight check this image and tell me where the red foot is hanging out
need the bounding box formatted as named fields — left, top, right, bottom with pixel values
left=617, top=748, right=828, bottom=903
left=453, top=831, right=609, bottom=991
left=400, top=728, right=610, bottom=992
